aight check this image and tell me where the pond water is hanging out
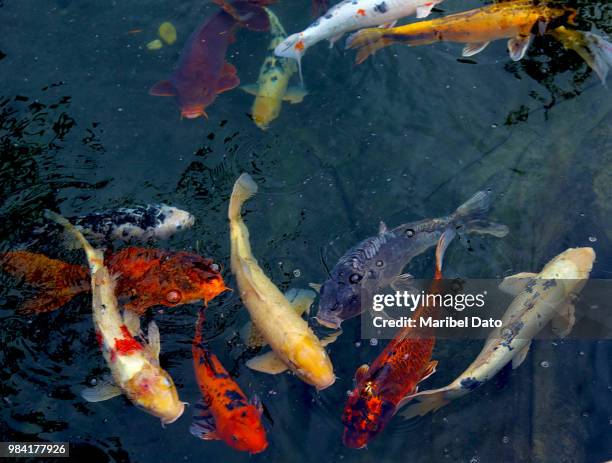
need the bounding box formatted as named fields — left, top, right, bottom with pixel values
left=1, top=0, right=611, bottom=462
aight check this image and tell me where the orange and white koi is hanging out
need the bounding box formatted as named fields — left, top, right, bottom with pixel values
left=347, top=0, right=576, bottom=64
left=44, top=211, right=185, bottom=425
left=275, top=0, right=445, bottom=80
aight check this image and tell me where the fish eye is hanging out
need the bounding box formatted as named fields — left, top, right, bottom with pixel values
left=405, top=229, right=415, bottom=237
left=349, top=273, right=363, bottom=284
left=166, top=290, right=182, bottom=304
left=210, top=263, right=220, bottom=272
left=231, top=435, right=238, bottom=442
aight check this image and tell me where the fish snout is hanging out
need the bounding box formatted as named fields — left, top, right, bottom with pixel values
left=315, top=315, right=341, bottom=330
left=161, top=400, right=185, bottom=426
left=181, top=107, right=208, bottom=120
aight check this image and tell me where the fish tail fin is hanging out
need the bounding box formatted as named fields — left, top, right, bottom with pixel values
left=553, top=27, right=612, bottom=85
left=399, top=388, right=451, bottom=420
left=1, top=251, right=89, bottom=314
left=44, top=210, right=103, bottom=264
left=219, top=1, right=274, bottom=32
left=345, top=28, right=391, bottom=65
left=274, top=33, right=306, bottom=85
left=228, top=173, right=258, bottom=222
left=451, top=191, right=509, bottom=238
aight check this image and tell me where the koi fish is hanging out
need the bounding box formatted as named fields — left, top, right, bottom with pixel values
left=342, top=233, right=450, bottom=449
left=1, top=248, right=227, bottom=315
left=346, top=0, right=576, bottom=64
left=316, top=191, right=508, bottom=329
left=551, top=27, right=612, bottom=84
left=400, top=247, right=595, bottom=420
left=190, top=308, right=268, bottom=453
left=241, top=8, right=307, bottom=130
left=44, top=211, right=185, bottom=424
left=229, top=173, right=336, bottom=390
left=150, top=1, right=272, bottom=119
left=34, top=204, right=194, bottom=246
left=275, top=0, right=445, bottom=79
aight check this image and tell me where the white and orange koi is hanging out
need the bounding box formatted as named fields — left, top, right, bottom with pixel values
left=45, top=211, right=185, bottom=425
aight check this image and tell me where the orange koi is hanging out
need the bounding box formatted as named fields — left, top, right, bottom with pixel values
left=341, top=230, right=453, bottom=448
left=347, top=0, right=577, bottom=64
left=190, top=308, right=268, bottom=453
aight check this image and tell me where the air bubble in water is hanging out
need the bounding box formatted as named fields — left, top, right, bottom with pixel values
left=540, top=361, right=550, bottom=368
left=588, top=236, right=597, bottom=243
left=502, top=436, right=510, bottom=444
left=370, top=338, right=378, bottom=346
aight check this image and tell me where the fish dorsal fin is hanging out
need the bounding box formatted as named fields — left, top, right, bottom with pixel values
left=416, top=3, right=435, bottom=18
left=462, top=42, right=490, bottom=57
left=511, top=341, right=531, bottom=369
left=378, top=221, right=388, bottom=235
left=498, top=272, right=537, bottom=296
left=283, top=86, right=308, bottom=104
left=146, top=321, right=161, bottom=363
left=190, top=399, right=219, bottom=440
left=241, top=83, right=259, bottom=96
left=551, top=301, right=576, bottom=338
left=81, top=380, right=122, bottom=403
left=508, top=34, right=533, bottom=61
left=355, top=364, right=369, bottom=383
left=390, top=273, right=415, bottom=291
left=246, top=351, right=289, bottom=374
left=149, top=80, right=177, bottom=97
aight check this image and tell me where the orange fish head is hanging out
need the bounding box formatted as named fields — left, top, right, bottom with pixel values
left=341, top=390, right=395, bottom=449
left=218, top=406, right=268, bottom=454
left=158, top=254, right=229, bottom=307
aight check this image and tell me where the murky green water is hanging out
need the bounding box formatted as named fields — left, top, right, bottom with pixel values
left=1, top=0, right=611, bottom=462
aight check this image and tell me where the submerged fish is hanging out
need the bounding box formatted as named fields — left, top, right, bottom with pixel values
left=275, top=0, right=445, bottom=76
left=316, top=191, right=508, bottom=329
left=400, top=247, right=595, bottom=420
left=150, top=1, right=272, bottom=119
left=228, top=173, right=336, bottom=390
left=35, top=204, right=194, bottom=245
left=241, top=8, right=307, bottom=130
left=190, top=308, right=268, bottom=453
left=551, top=27, right=612, bottom=84
left=346, top=0, right=576, bottom=64
left=342, top=235, right=448, bottom=449
left=2, top=248, right=227, bottom=315
left=44, top=211, right=185, bottom=424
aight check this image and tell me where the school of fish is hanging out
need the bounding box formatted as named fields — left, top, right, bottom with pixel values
left=3, top=0, right=608, bottom=457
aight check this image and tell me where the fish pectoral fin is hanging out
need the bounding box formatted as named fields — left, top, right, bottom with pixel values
left=508, top=34, right=533, bottom=61
left=390, top=273, right=415, bottom=292
left=416, top=3, right=435, bottom=18
left=122, top=309, right=141, bottom=337
left=328, top=33, right=344, bottom=48
left=309, top=282, right=322, bottom=293
left=149, top=80, right=177, bottom=97
left=379, top=21, right=397, bottom=29
left=286, top=288, right=317, bottom=316
left=551, top=301, right=576, bottom=338
left=246, top=351, right=289, bottom=374
left=511, top=341, right=531, bottom=369
left=498, top=272, right=537, bottom=296
left=420, top=360, right=438, bottom=382
left=240, top=320, right=267, bottom=348
left=354, top=364, right=369, bottom=384
left=320, top=329, right=342, bottom=347
left=462, top=42, right=490, bottom=57
left=216, top=62, right=240, bottom=93
left=81, top=380, right=122, bottom=403
left=146, top=321, right=161, bottom=363
left=240, top=83, right=259, bottom=96
left=283, top=87, right=308, bottom=104
left=190, top=400, right=219, bottom=440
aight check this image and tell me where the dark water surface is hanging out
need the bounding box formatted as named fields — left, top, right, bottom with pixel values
left=1, top=1, right=611, bottom=462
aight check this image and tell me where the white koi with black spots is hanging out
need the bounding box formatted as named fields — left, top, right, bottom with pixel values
left=274, top=0, right=445, bottom=77
left=399, top=247, right=595, bottom=420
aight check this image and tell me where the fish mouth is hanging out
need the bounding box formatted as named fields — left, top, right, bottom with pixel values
left=181, top=108, right=208, bottom=120
left=160, top=402, right=185, bottom=426
left=315, top=316, right=341, bottom=330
